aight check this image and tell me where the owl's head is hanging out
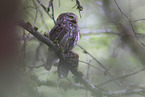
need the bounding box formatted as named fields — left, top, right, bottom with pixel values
left=56, top=12, right=78, bottom=24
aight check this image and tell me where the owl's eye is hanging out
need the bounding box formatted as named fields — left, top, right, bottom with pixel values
left=68, top=16, right=74, bottom=19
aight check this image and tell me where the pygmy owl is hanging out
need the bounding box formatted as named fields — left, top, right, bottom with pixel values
left=49, top=12, right=79, bottom=52
left=45, top=13, right=80, bottom=75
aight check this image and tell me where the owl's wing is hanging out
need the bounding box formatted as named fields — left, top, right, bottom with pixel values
left=49, top=24, right=68, bottom=43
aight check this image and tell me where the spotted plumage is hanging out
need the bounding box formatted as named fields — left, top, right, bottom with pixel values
left=45, top=13, right=79, bottom=77
left=49, top=13, right=79, bottom=52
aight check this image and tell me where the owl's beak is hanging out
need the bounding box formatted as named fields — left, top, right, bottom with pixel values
left=71, top=19, right=77, bottom=24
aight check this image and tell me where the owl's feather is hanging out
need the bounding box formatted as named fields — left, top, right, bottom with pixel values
left=45, top=12, right=79, bottom=77
left=58, top=60, right=69, bottom=78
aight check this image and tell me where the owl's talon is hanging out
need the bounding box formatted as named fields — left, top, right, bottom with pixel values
left=54, top=44, right=64, bottom=53
left=53, top=39, right=59, bottom=44
left=44, top=32, right=50, bottom=38
left=57, top=46, right=64, bottom=53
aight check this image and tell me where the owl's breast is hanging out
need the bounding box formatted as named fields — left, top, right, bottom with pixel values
left=49, top=22, right=79, bottom=52
left=59, top=24, right=79, bottom=52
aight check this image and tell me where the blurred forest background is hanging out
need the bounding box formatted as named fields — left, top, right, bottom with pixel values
left=1, top=0, right=145, bottom=97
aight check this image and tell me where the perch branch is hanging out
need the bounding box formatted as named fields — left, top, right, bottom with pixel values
left=18, top=21, right=103, bottom=96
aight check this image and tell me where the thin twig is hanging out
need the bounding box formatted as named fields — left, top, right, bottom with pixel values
left=96, top=68, right=145, bottom=87
left=58, top=0, right=61, bottom=6
left=28, top=0, right=49, bottom=30
left=77, top=44, right=107, bottom=71
left=113, top=0, right=136, bottom=34
left=26, top=64, right=45, bottom=68
left=22, top=29, right=27, bottom=57
left=29, top=42, right=43, bottom=72
left=85, top=54, right=90, bottom=97
left=37, top=0, right=56, bottom=24
left=49, top=0, right=56, bottom=24
left=107, top=88, right=145, bottom=95
left=78, top=44, right=121, bottom=86
left=113, top=0, right=145, bottom=60
left=33, top=0, right=42, bottom=27
left=39, top=10, right=49, bottom=30
left=79, top=60, right=104, bottom=72
left=70, top=68, right=103, bottom=96
left=75, top=0, right=83, bottom=18
left=34, top=75, right=145, bottom=96
left=132, top=19, right=145, bottom=22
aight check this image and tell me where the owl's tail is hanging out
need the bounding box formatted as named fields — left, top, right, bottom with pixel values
left=57, top=60, right=69, bottom=78
left=57, top=51, right=79, bottom=78
left=45, top=48, right=59, bottom=71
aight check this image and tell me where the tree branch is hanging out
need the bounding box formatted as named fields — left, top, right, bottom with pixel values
left=18, top=21, right=103, bottom=96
